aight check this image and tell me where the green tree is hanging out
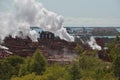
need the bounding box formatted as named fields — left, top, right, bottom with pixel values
left=108, top=35, right=120, bottom=53
left=79, top=53, right=107, bottom=80
left=68, top=61, right=81, bottom=80
left=0, top=60, right=14, bottom=80
left=30, top=49, right=47, bottom=75
left=74, top=43, right=84, bottom=55
left=14, top=64, right=69, bottom=80
left=19, top=57, right=31, bottom=76
left=43, top=64, right=69, bottom=80
left=0, top=56, right=24, bottom=80
left=11, top=73, right=41, bottom=80
left=5, top=56, right=24, bottom=76
left=19, top=49, right=47, bottom=76
left=113, top=55, right=120, bottom=80
left=110, top=45, right=120, bottom=61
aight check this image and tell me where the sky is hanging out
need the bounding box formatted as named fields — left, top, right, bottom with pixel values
left=0, top=0, right=120, bottom=27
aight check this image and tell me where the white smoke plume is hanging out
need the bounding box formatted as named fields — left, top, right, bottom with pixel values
left=87, top=36, right=101, bottom=50
left=0, top=45, right=9, bottom=50
left=0, top=0, right=74, bottom=42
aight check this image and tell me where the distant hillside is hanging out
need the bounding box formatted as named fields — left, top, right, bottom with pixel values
left=92, top=27, right=120, bottom=36
left=65, top=27, right=120, bottom=36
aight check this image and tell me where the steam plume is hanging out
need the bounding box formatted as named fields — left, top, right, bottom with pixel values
left=0, top=0, right=74, bottom=42
left=87, top=36, right=101, bottom=50
left=0, top=45, right=9, bottom=50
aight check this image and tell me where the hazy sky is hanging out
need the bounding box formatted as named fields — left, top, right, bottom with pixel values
left=0, top=0, right=120, bottom=26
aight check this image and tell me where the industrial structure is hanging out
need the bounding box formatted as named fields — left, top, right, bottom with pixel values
left=0, top=27, right=120, bottom=63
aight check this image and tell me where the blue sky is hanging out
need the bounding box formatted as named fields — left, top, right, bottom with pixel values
left=0, top=0, right=120, bottom=26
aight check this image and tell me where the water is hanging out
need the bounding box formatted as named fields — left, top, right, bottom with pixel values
left=116, top=28, right=120, bottom=33
left=93, top=36, right=118, bottom=38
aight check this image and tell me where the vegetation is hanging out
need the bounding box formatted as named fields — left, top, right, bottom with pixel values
left=68, top=61, right=81, bottom=80
left=11, top=53, right=117, bottom=80
left=0, top=60, right=14, bottom=80
left=110, top=45, right=120, bottom=61
left=113, top=55, right=120, bottom=80
left=19, top=49, right=47, bottom=76
left=0, top=56, right=24, bottom=80
left=0, top=37, right=120, bottom=80
left=108, top=35, right=120, bottom=61
left=74, top=43, right=84, bottom=55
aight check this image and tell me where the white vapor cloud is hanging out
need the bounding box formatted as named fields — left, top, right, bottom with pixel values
left=87, top=36, right=101, bottom=50
left=0, top=0, right=74, bottom=42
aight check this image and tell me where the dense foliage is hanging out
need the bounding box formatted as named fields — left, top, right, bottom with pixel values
left=113, top=55, right=120, bottom=80
left=0, top=56, right=24, bottom=80
left=19, top=49, right=47, bottom=76
left=0, top=36, right=120, bottom=80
